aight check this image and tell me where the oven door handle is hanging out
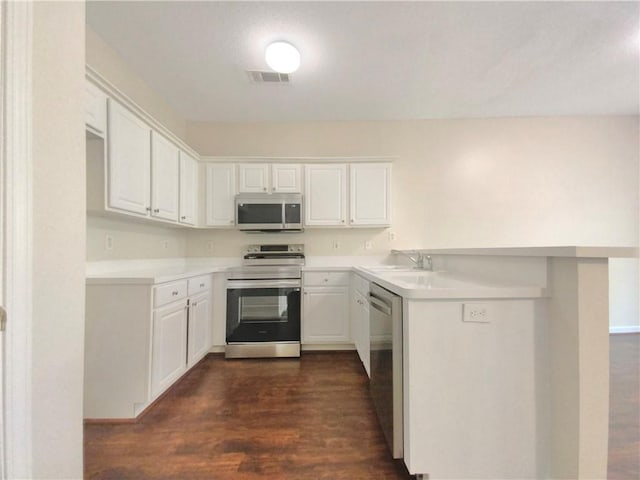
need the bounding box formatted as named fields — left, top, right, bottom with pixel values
left=227, top=279, right=301, bottom=289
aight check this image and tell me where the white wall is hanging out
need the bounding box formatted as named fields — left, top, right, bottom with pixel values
left=32, top=2, right=85, bottom=477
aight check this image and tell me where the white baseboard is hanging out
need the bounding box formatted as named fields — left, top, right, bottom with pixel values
left=610, top=326, right=640, bottom=334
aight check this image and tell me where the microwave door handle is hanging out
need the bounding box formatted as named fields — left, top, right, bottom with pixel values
left=281, top=202, right=286, bottom=229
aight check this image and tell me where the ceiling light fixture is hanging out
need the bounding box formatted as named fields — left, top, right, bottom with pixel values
left=265, top=41, right=301, bottom=74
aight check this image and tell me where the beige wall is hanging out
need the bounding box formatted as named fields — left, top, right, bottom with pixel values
left=86, top=26, right=188, bottom=141
left=187, top=117, right=639, bottom=329
left=32, top=2, right=85, bottom=477
left=187, top=117, right=639, bottom=251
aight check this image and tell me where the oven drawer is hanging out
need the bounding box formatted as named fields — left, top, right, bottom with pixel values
left=154, top=280, right=188, bottom=307
left=188, top=275, right=211, bottom=295
left=304, top=271, right=350, bottom=287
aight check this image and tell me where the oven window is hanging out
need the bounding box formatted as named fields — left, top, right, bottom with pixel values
left=237, top=203, right=282, bottom=224
left=226, top=287, right=301, bottom=343
left=240, top=295, right=288, bottom=322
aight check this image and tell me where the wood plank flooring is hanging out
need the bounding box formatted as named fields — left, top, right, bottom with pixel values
left=85, top=335, right=640, bottom=479
left=85, top=352, right=410, bottom=479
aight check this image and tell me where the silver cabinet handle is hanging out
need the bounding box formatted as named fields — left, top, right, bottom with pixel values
left=181, top=216, right=186, bottom=220
left=153, top=208, right=160, bottom=213
left=172, top=291, right=179, bottom=296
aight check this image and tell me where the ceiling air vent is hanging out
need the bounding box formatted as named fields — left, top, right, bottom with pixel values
left=247, top=70, right=290, bottom=84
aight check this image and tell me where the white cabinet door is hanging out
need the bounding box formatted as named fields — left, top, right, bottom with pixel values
left=272, top=164, right=302, bottom=193
left=302, top=286, right=350, bottom=343
left=304, top=164, right=347, bottom=226
left=179, top=151, right=198, bottom=225
left=350, top=163, right=391, bottom=226
left=107, top=99, right=151, bottom=216
left=85, top=81, right=107, bottom=135
left=151, top=301, right=187, bottom=398
left=238, top=163, right=269, bottom=193
left=187, top=292, right=211, bottom=367
left=151, top=132, right=180, bottom=222
left=205, top=163, right=236, bottom=226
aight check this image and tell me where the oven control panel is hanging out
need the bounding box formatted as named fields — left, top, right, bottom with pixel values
left=246, top=244, right=304, bottom=254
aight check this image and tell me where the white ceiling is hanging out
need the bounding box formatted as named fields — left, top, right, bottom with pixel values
left=86, top=1, right=640, bottom=122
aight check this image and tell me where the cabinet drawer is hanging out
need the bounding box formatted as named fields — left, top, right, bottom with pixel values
left=304, top=271, right=350, bottom=286
left=188, top=275, right=211, bottom=295
left=154, top=280, right=187, bottom=307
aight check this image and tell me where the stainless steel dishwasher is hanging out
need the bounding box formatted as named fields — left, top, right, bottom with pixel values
left=369, top=282, right=403, bottom=459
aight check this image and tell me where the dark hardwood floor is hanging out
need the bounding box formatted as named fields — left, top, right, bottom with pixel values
left=608, top=333, right=640, bottom=480
left=85, top=352, right=410, bottom=479
left=85, top=335, right=640, bottom=479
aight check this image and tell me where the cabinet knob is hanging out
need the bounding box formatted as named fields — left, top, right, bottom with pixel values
left=181, top=216, right=186, bottom=220
left=303, top=292, right=308, bottom=295
left=351, top=219, right=354, bottom=222
left=341, top=220, right=345, bottom=223
left=192, top=302, right=197, bottom=307
left=172, top=291, right=178, bottom=296
left=229, top=220, right=234, bottom=224
left=263, top=187, right=267, bottom=191
left=154, top=208, right=160, bottom=213
left=323, top=278, right=328, bottom=282
left=146, top=207, right=151, bottom=212
left=200, top=283, right=205, bottom=287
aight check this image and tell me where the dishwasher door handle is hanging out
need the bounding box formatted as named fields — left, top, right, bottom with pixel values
left=369, top=294, right=392, bottom=315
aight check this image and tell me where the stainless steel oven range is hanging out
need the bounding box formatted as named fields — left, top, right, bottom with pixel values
left=225, top=244, right=304, bottom=359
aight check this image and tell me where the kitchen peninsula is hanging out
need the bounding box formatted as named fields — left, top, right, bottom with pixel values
left=85, top=246, right=636, bottom=480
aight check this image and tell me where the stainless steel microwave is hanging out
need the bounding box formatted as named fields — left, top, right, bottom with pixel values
left=235, top=193, right=303, bottom=232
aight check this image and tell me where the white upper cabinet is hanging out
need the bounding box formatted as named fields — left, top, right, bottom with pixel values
left=107, top=99, right=151, bottom=216
left=272, top=164, right=302, bottom=193
left=179, top=151, right=198, bottom=225
left=350, top=163, right=392, bottom=226
left=151, top=132, right=180, bottom=222
left=238, top=163, right=270, bottom=193
left=238, top=163, right=302, bottom=193
left=85, top=81, right=107, bottom=136
left=304, top=164, right=347, bottom=226
left=205, top=163, right=236, bottom=227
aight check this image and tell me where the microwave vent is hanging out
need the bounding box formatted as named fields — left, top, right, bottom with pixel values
left=247, top=70, right=290, bottom=84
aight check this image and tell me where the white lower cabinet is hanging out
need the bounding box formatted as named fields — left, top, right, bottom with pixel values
left=84, top=273, right=212, bottom=419
left=302, top=271, right=350, bottom=345
left=151, top=300, right=188, bottom=398
left=187, top=291, right=211, bottom=367
left=351, top=274, right=370, bottom=376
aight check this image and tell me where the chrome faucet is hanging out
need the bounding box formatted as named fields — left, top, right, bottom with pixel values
left=391, top=250, right=433, bottom=271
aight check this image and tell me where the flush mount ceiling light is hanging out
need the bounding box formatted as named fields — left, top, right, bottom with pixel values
left=265, top=41, right=301, bottom=74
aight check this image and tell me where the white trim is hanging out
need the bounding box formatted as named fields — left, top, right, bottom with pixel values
left=201, top=155, right=397, bottom=163
left=609, top=326, right=640, bottom=334
left=2, top=2, right=33, bottom=478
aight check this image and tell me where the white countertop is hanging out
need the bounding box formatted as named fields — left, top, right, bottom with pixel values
left=86, top=257, right=546, bottom=299
left=412, top=246, right=638, bottom=258
left=353, top=267, right=546, bottom=299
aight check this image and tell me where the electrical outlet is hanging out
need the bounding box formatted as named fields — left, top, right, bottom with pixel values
left=207, top=241, right=215, bottom=252
left=388, top=231, right=396, bottom=241
left=463, top=303, right=491, bottom=323
left=162, top=240, right=169, bottom=249
left=364, top=240, right=373, bottom=250
left=332, top=240, right=340, bottom=250
left=105, top=234, right=114, bottom=251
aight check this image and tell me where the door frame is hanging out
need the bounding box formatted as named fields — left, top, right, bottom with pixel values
left=1, top=1, right=34, bottom=478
